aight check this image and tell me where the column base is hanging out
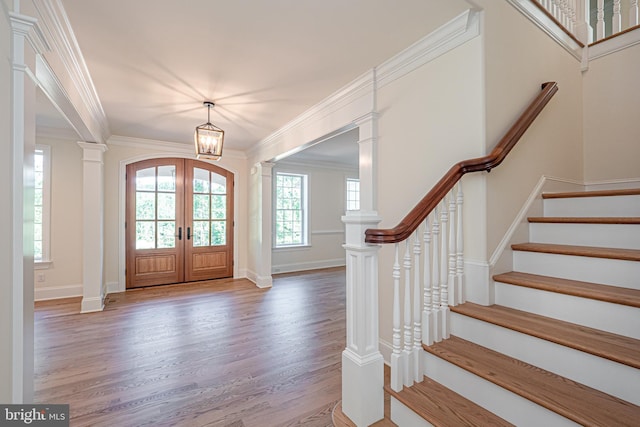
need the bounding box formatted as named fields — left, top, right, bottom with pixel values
left=342, top=349, right=384, bottom=427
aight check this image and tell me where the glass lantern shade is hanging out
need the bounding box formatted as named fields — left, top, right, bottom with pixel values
left=194, top=123, right=224, bottom=160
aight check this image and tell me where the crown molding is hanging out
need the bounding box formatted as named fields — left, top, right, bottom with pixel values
left=31, top=0, right=110, bottom=142
left=376, top=8, right=482, bottom=88
left=9, top=12, right=50, bottom=55
left=107, top=135, right=247, bottom=160
left=249, top=8, right=483, bottom=164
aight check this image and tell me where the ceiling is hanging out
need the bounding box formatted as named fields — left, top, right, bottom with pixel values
left=56, top=0, right=468, bottom=154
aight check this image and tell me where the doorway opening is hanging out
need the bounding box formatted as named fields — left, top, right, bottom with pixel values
left=126, top=158, right=234, bottom=288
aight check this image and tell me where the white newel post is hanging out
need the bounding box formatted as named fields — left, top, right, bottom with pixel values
left=341, top=113, right=384, bottom=426
left=78, top=142, right=108, bottom=313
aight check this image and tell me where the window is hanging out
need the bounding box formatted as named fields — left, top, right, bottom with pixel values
left=346, top=178, right=360, bottom=211
left=34, top=145, right=51, bottom=264
left=275, top=172, right=307, bottom=247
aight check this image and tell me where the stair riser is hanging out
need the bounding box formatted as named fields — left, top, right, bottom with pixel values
left=450, top=313, right=640, bottom=405
left=529, top=223, right=640, bottom=249
left=513, top=251, right=640, bottom=289
left=390, top=397, right=433, bottom=427
left=494, top=282, right=640, bottom=339
left=543, top=195, right=640, bottom=217
left=422, top=351, right=580, bottom=427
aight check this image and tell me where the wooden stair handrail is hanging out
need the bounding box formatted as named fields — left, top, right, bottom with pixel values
left=365, top=82, right=559, bottom=244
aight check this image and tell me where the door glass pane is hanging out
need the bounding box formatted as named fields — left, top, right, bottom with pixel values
left=211, top=195, right=226, bottom=219
left=193, top=194, right=210, bottom=220
left=157, top=221, right=176, bottom=248
left=157, top=165, right=176, bottom=191
left=193, top=221, right=210, bottom=247
left=136, top=192, right=156, bottom=220
left=136, top=167, right=156, bottom=191
left=193, top=168, right=210, bottom=193
left=212, top=221, right=226, bottom=246
left=157, top=193, right=175, bottom=220
left=136, top=221, right=155, bottom=249
left=211, top=172, right=226, bottom=194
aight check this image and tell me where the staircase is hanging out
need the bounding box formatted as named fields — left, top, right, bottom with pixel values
left=388, top=188, right=640, bottom=426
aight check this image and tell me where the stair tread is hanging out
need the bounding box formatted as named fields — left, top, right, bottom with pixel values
left=542, top=188, right=640, bottom=199
left=493, top=271, right=640, bottom=308
left=424, top=336, right=640, bottom=426
left=451, top=302, right=640, bottom=369
left=386, top=377, right=514, bottom=427
left=511, top=242, right=640, bottom=261
left=528, top=216, right=640, bottom=224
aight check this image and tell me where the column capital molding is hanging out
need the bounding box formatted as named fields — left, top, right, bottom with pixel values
left=77, top=142, right=108, bottom=152
left=9, top=12, right=50, bottom=56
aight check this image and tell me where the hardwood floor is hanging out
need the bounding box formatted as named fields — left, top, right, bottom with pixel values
left=34, top=268, right=348, bottom=427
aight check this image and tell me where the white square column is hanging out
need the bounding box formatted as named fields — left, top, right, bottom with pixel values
left=78, top=142, right=108, bottom=313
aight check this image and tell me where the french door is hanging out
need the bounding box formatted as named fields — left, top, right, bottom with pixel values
left=126, top=158, right=234, bottom=289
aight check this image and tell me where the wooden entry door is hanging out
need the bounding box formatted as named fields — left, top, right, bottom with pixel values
left=126, top=158, right=234, bottom=289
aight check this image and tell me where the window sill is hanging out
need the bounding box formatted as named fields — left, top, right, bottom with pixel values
left=35, top=260, right=53, bottom=270
left=273, top=244, right=311, bottom=252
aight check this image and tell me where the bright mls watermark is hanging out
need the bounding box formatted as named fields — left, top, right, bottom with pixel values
left=1, top=405, right=69, bottom=426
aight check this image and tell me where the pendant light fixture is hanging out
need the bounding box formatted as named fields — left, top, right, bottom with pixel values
left=194, top=101, right=224, bottom=160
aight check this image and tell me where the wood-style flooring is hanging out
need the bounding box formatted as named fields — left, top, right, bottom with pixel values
left=34, top=268, right=348, bottom=427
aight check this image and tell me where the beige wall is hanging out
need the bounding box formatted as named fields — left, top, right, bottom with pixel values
left=376, top=35, right=485, bottom=344
left=583, top=43, right=640, bottom=182
left=271, top=162, right=357, bottom=273
left=478, top=0, right=584, bottom=257
left=35, top=138, right=84, bottom=297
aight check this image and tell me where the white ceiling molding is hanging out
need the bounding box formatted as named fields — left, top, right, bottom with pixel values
left=30, top=0, right=109, bottom=143
left=107, top=135, right=247, bottom=160
left=248, top=70, right=376, bottom=162
left=376, top=8, right=482, bottom=89
left=506, top=0, right=583, bottom=60
left=9, top=12, right=49, bottom=56
left=249, top=8, right=482, bottom=166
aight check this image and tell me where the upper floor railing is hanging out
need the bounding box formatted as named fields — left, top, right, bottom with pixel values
left=535, top=0, right=639, bottom=43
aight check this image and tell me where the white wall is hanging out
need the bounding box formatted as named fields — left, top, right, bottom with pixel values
left=583, top=43, right=640, bottom=182
left=34, top=137, right=84, bottom=300
left=272, top=162, right=357, bottom=274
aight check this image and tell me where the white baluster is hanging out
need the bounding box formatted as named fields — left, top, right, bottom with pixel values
left=560, top=0, right=569, bottom=28
left=456, top=182, right=465, bottom=304
left=440, top=200, right=451, bottom=340
left=551, top=0, right=561, bottom=21
left=403, top=241, right=413, bottom=387
left=431, top=206, right=441, bottom=343
left=568, top=0, right=577, bottom=33
left=612, top=0, right=622, bottom=34
left=390, top=244, right=402, bottom=392
left=631, top=1, right=639, bottom=27
left=597, top=0, right=606, bottom=40
left=412, top=230, right=422, bottom=382
left=448, top=191, right=457, bottom=307
left=422, top=217, right=433, bottom=346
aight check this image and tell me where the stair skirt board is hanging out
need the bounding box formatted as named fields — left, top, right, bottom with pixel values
left=543, top=195, right=640, bottom=217
left=513, top=251, right=640, bottom=289
left=390, top=397, right=433, bottom=427
left=421, top=351, right=580, bottom=427
left=449, top=313, right=640, bottom=405
left=494, top=282, right=640, bottom=339
left=529, top=222, right=640, bottom=249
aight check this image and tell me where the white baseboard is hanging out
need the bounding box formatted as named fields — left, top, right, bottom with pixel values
left=246, top=269, right=273, bottom=288
left=81, top=296, right=105, bottom=313
left=272, top=258, right=345, bottom=274
left=106, top=281, right=122, bottom=294
left=379, top=338, right=393, bottom=364
left=34, top=284, right=82, bottom=301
